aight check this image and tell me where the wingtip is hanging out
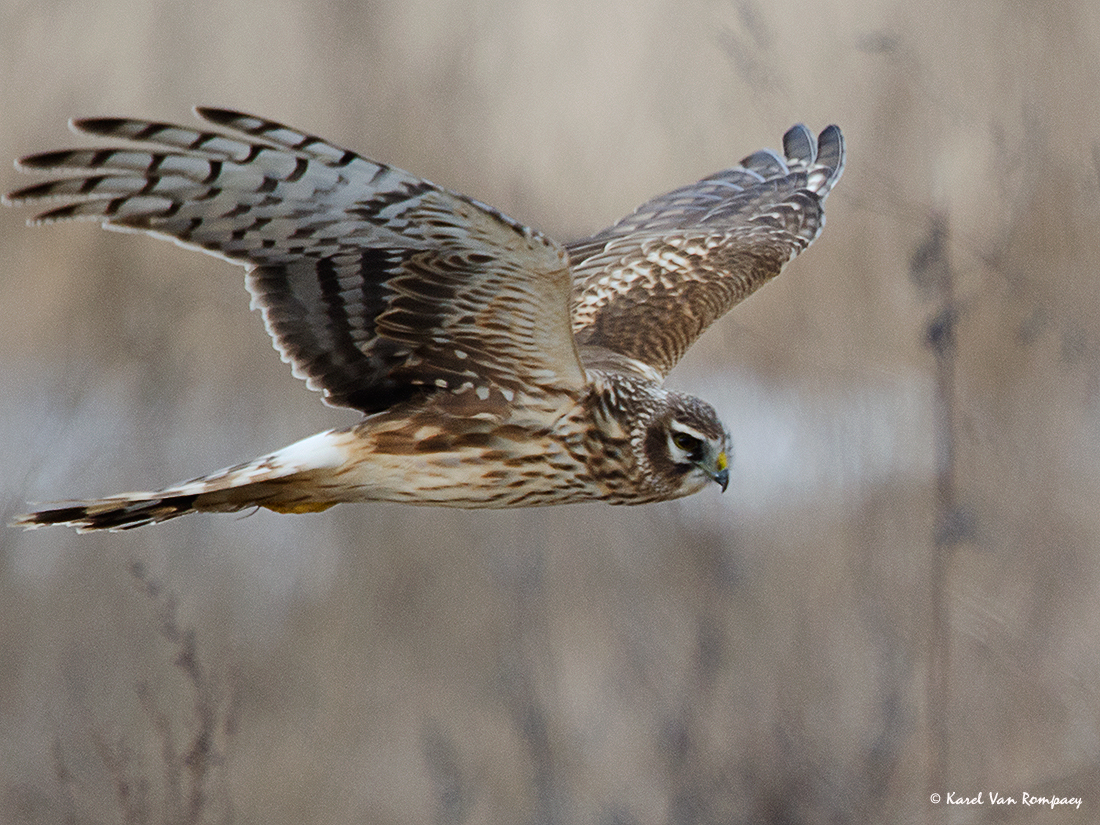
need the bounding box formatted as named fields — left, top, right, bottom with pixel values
left=814, top=124, right=845, bottom=193
left=195, top=107, right=269, bottom=134
left=194, top=105, right=234, bottom=125
left=782, top=124, right=816, bottom=165
left=781, top=122, right=844, bottom=164
left=69, top=116, right=121, bottom=136
left=2, top=177, right=93, bottom=222
left=817, top=125, right=844, bottom=165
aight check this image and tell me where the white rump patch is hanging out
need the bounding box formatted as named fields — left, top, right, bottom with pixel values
left=270, top=429, right=348, bottom=472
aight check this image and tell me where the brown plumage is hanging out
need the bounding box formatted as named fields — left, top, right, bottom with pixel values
left=5, top=109, right=844, bottom=531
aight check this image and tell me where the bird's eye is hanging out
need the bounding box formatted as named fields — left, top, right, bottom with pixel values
left=671, top=431, right=702, bottom=454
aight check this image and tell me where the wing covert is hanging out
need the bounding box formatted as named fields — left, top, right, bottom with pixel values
left=567, top=124, right=844, bottom=379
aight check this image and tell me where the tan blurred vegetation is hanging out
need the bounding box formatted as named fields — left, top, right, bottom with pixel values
left=3, top=1, right=1100, bottom=822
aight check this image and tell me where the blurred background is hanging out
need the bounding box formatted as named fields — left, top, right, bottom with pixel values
left=3, top=1, right=1099, bottom=823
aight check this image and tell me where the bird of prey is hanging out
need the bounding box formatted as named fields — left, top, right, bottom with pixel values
left=5, top=110, right=844, bottom=531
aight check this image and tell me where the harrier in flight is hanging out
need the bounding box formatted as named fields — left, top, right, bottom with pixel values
left=6, top=110, right=844, bottom=531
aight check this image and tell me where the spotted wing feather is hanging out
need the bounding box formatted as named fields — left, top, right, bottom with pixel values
left=5, top=108, right=585, bottom=412
left=567, top=124, right=844, bottom=378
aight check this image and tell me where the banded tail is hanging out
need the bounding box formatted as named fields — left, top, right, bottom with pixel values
left=14, top=431, right=350, bottom=532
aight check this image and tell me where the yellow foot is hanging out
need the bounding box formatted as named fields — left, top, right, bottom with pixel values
left=262, top=501, right=337, bottom=514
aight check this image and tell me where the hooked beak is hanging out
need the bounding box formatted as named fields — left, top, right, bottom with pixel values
left=706, top=450, right=730, bottom=493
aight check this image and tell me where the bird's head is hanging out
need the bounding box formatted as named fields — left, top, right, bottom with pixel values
left=638, top=390, right=730, bottom=499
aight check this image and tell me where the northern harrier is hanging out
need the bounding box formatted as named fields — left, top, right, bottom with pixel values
left=6, top=110, right=844, bottom=531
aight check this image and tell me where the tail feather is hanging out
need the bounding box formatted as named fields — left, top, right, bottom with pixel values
left=14, top=430, right=351, bottom=532
left=15, top=477, right=338, bottom=532
left=15, top=493, right=205, bottom=532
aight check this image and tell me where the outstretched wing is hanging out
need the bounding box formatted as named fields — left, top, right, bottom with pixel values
left=567, top=124, right=844, bottom=379
left=5, top=109, right=585, bottom=413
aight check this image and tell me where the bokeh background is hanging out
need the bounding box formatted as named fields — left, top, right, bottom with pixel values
left=3, top=1, right=1100, bottom=823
